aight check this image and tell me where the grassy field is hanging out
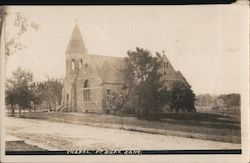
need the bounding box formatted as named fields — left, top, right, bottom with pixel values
left=18, top=111, right=240, bottom=144
left=6, top=141, right=46, bottom=151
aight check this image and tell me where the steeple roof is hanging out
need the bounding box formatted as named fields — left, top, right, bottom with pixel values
left=65, top=23, right=87, bottom=54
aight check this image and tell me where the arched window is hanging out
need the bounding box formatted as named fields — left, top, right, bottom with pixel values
left=79, top=59, right=82, bottom=68
left=83, top=80, right=91, bottom=101
left=84, top=80, right=90, bottom=88
left=72, top=59, right=75, bottom=70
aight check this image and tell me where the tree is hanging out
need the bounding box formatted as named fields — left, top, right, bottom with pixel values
left=168, top=81, right=196, bottom=113
left=5, top=67, right=34, bottom=116
left=5, top=84, right=18, bottom=116
left=228, top=93, right=240, bottom=107
left=2, top=8, right=39, bottom=114
left=122, top=47, right=168, bottom=119
left=35, top=77, right=63, bottom=112
left=2, top=7, right=39, bottom=57
left=107, top=89, right=128, bottom=128
left=108, top=89, right=127, bottom=114
left=29, top=82, right=46, bottom=112
left=195, top=94, right=216, bottom=106
left=217, top=93, right=240, bottom=115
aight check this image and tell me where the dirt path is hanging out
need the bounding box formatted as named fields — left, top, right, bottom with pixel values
left=6, top=117, right=241, bottom=151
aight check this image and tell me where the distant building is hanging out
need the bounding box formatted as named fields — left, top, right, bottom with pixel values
left=61, top=23, right=189, bottom=113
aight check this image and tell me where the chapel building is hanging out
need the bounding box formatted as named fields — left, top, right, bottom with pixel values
left=61, top=23, right=189, bottom=113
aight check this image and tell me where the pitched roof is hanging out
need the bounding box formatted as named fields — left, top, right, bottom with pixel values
left=65, top=23, right=88, bottom=54
left=176, top=71, right=190, bottom=87
left=88, top=54, right=189, bottom=86
left=158, top=54, right=190, bottom=87
left=90, top=54, right=125, bottom=84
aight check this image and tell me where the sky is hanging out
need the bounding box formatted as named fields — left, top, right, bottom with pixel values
left=4, top=5, right=249, bottom=95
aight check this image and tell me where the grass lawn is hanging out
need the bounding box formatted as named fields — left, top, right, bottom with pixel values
left=6, top=141, right=46, bottom=151
left=18, top=111, right=240, bottom=144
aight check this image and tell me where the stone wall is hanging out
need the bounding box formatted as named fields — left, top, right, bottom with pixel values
left=75, top=75, right=103, bottom=112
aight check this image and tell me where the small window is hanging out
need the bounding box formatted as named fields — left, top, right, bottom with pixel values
left=72, top=59, right=75, bottom=70
left=163, top=62, right=168, bottom=68
left=79, top=59, right=82, bottom=68
left=164, top=71, right=166, bottom=75
left=107, top=89, right=110, bottom=95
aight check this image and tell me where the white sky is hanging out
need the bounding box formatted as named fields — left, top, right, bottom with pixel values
left=5, top=5, right=249, bottom=95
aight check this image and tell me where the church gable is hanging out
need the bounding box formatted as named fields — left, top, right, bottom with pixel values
left=158, top=54, right=190, bottom=87
left=161, top=55, right=176, bottom=72
left=159, top=55, right=178, bottom=80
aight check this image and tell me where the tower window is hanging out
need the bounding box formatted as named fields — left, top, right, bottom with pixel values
left=79, top=59, right=82, bottom=68
left=164, top=71, right=166, bottom=75
left=72, top=59, right=75, bottom=70
left=107, top=89, right=110, bottom=95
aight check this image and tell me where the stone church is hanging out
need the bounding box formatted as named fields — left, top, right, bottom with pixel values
left=61, top=23, right=189, bottom=113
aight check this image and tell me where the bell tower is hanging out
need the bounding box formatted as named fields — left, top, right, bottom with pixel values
left=65, top=21, right=88, bottom=75
left=62, top=21, right=88, bottom=112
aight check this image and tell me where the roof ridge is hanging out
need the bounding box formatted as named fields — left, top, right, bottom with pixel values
left=90, top=54, right=123, bottom=59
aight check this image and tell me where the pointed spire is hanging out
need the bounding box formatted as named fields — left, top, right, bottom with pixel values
left=66, top=22, right=88, bottom=55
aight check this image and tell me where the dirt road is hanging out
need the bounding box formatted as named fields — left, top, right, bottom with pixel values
left=6, top=117, right=241, bottom=151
